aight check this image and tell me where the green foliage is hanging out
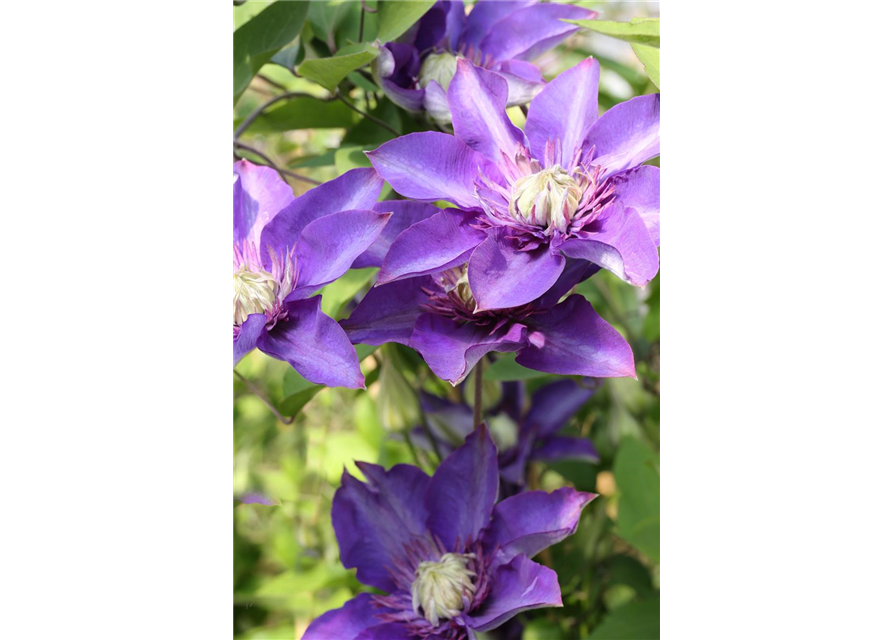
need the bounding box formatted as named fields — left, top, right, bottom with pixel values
left=234, top=1, right=310, bottom=102
left=235, top=98, right=358, bottom=135
left=569, top=17, right=660, bottom=89
left=588, top=596, right=660, bottom=640
left=615, top=438, right=660, bottom=562
left=632, top=43, right=660, bottom=89
left=484, top=353, right=550, bottom=381
left=298, top=43, right=379, bottom=92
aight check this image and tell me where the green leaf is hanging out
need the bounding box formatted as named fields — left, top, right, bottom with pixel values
left=235, top=97, right=357, bottom=134
left=375, top=1, right=437, bottom=42
left=566, top=17, right=660, bottom=48
left=483, top=354, right=550, bottom=381
left=234, top=1, right=310, bottom=102
left=589, top=596, right=659, bottom=640
left=614, top=437, right=660, bottom=562
left=631, top=43, right=660, bottom=89
left=308, top=0, right=353, bottom=45
left=298, top=43, right=379, bottom=92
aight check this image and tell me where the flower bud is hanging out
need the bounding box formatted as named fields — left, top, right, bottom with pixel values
left=419, top=52, right=458, bottom=91
left=487, top=413, right=519, bottom=452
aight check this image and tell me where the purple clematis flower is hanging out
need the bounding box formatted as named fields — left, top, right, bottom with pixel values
left=414, top=379, right=599, bottom=486
left=374, top=0, right=596, bottom=123
left=367, top=57, right=660, bottom=312
left=303, top=425, right=595, bottom=640
left=233, top=160, right=391, bottom=388
left=341, top=235, right=634, bottom=385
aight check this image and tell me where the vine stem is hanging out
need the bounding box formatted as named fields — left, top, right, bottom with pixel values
left=234, top=91, right=331, bottom=140
left=233, top=370, right=293, bottom=425
left=472, top=364, right=484, bottom=427
left=334, top=91, right=399, bottom=136
left=233, top=141, right=321, bottom=186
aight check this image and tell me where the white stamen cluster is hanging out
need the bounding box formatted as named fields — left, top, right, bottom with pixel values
left=419, top=52, right=459, bottom=91
left=411, top=552, right=477, bottom=626
left=233, top=267, right=278, bottom=325
left=440, top=266, right=474, bottom=308
left=509, top=165, right=583, bottom=232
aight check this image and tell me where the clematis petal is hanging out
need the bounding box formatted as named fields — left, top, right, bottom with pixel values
left=425, top=424, right=498, bottom=550
left=478, top=3, right=594, bottom=62
left=560, top=203, right=659, bottom=287
left=531, top=436, right=600, bottom=464
left=463, top=555, right=562, bottom=632
left=332, top=463, right=432, bottom=592
left=257, top=297, right=365, bottom=389
left=421, top=391, right=475, bottom=446
left=517, top=294, right=635, bottom=379
left=353, top=201, right=442, bottom=269
left=483, top=488, right=596, bottom=560
left=536, top=258, right=601, bottom=309
left=461, top=0, right=537, bottom=49
left=526, top=58, right=600, bottom=168
left=448, top=60, right=526, bottom=168
left=443, top=0, right=467, bottom=51
left=378, top=210, right=486, bottom=285
left=340, top=277, right=431, bottom=347
left=367, top=132, right=501, bottom=210
left=608, top=165, right=660, bottom=246
left=582, top=93, right=660, bottom=177
left=411, top=3, right=449, bottom=53
left=495, top=59, right=545, bottom=107
left=410, top=314, right=529, bottom=386
left=422, top=81, right=452, bottom=125
left=302, top=593, right=378, bottom=640
left=381, top=78, right=426, bottom=112
left=467, top=233, right=566, bottom=311
left=355, top=623, right=415, bottom=640
left=525, top=379, right=594, bottom=437
left=233, top=160, right=294, bottom=247
left=233, top=313, right=267, bottom=367
left=259, top=168, right=383, bottom=262
left=286, top=209, right=391, bottom=300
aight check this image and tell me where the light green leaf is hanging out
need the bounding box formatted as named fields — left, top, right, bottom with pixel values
left=483, top=354, right=550, bottom=381
left=234, top=1, right=310, bottom=102
left=632, top=43, right=660, bottom=89
left=566, top=17, right=660, bottom=48
left=589, top=596, right=660, bottom=640
left=375, top=1, right=437, bottom=42
left=614, top=437, right=660, bottom=562
left=298, top=43, right=379, bottom=92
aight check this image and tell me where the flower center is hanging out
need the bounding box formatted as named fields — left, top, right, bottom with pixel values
left=233, top=267, right=279, bottom=325
left=419, top=52, right=458, bottom=91
left=509, top=165, right=583, bottom=232
left=411, top=553, right=477, bottom=626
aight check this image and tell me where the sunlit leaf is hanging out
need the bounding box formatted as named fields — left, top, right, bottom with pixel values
left=565, top=17, right=660, bottom=48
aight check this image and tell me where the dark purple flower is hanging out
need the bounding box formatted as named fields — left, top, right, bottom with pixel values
left=374, top=1, right=596, bottom=123
left=413, top=379, right=598, bottom=486
left=341, top=215, right=634, bottom=385
left=367, top=58, right=660, bottom=312
left=233, top=160, right=391, bottom=388
left=303, top=425, right=595, bottom=640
